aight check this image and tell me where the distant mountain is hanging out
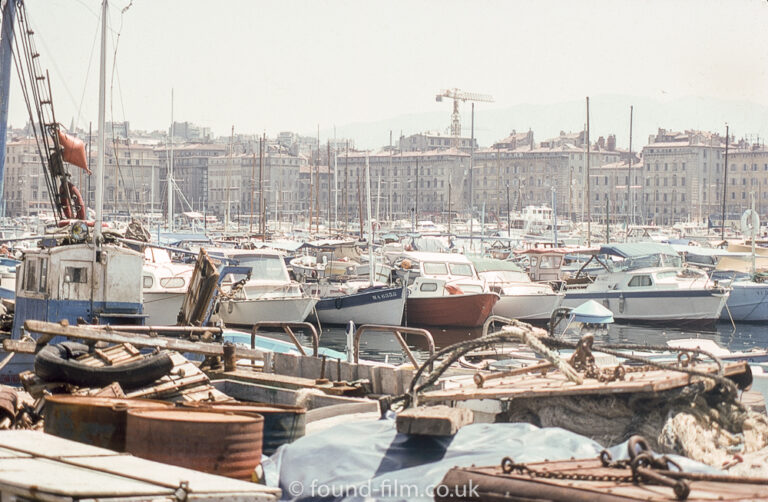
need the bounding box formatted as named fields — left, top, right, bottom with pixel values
left=314, top=95, right=768, bottom=151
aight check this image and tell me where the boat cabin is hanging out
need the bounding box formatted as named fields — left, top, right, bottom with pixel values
left=12, top=242, right=145, bottom=337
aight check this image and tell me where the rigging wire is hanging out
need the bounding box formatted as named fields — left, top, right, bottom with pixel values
left=108, top=0, right=133, bottom=216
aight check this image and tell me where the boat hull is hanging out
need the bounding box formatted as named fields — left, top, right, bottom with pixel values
left=406, top=293, right=498, bottom=328
left=493, top=292, right=564, bottom=322
left=563, top=288, right=729, bottom=326
left=143, top=291, right=186, bottom=325
left=219, top=297, right=318, bottom=326
left=721, top=282, right=768, bottom=322
left=314, top=286, right=405, bottom=326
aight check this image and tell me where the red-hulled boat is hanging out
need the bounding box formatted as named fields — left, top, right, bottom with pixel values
left=406, top=291, right=499, bottom=327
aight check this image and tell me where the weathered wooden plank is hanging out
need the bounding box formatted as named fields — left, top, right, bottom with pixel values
left=22, top=320, right=265, bottom=360
left=421, top=363, right=748, bottom=402
left=396, top=405, right=473, bottom=436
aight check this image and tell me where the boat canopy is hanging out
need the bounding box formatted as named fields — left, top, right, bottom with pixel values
left=598, top=242, right=678, bottom=259
left=469, top=256, right=523, bottom=273
left=569, top=300, right=614, bottom=324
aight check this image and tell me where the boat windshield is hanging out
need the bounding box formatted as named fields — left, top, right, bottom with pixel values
left=238, top=255, right=288, bottom=281
left=423, top=262, right=449, bottom=275
left=610, top=253, right=682, bottom=272
left=448, top=263, right=473, bottom=276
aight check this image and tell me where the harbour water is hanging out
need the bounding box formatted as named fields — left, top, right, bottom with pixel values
left=261, top=321, right=768, bottom=364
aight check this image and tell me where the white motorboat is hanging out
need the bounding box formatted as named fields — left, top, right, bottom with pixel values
left=562, top=243, right=730, bottom=326
left=211, top=248, right=317, bottom=327
left=470, top=256, right=565, bottom=322
left=141, top=247, right=193, bottom=325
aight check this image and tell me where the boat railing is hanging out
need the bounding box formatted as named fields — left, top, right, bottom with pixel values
left=352, top=324, right=435, bottom=370
left=250, top=322, right=319, bottom=357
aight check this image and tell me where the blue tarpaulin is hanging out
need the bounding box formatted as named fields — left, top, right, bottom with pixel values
left=263, top=417, right=716, bottom=501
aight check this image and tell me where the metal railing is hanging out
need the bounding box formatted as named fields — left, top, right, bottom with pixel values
left=353, top=324, right=434, bottom=368
left=250, top=321, right=319, bottom=357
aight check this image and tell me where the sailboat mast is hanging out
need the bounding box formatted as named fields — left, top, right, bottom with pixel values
left=365, top=154, right=374, bottom=286
left=586, top=96, right=591, bottom=247
left=94, top=0, right=108, bottom=242
left=225, top=125, right=233, bottom=231
left=167, top=89, right=174, bottom=232
left=721, top=125, right=729, bottom=241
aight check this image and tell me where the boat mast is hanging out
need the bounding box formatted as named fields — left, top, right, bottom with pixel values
left=167, top=89, right=174, bottom=233
left=586, top=96, right=591, bottom=247
left=225, top=125, right=233, bottom=231
left=721, top=125, right=729, bottom=241
left=365, top=154, right=374, bottom=286
left=94, top=0, right=108, bottom=242
left=627, top=105, right=633, bottom=235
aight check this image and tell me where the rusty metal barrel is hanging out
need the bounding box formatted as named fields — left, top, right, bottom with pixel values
left=43, top=395, right=174, bottom=452
left=185, top=402, right=306, bottom=455
left=125, top=408, right=264, bottom=480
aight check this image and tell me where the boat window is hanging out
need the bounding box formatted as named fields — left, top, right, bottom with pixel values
left=448, top=263, right=473, bottom=276
left=539, top=255, right=562, bottom=269
left=64, top=267, right=88, bottom=284
left=38, top=258, right=47, bottom=293
left=143, top=275, right=154, bottom=289
left=25, top=259, right=37, bottom=292
left=238, top=255, right=288, bottom=281
left=423, top=262, right=448, bottom=275
left=628, top=275, right=653, bottom=287
left=420, top=282, right=438, bottom=292
left=160, top=277, right=186, bottom=289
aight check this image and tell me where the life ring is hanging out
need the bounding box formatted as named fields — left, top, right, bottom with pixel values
left=741, top=209, right=760, bottom=236
left=334, top=297, right=343, bottom=309
left=59, top=181, right=86, bottom=220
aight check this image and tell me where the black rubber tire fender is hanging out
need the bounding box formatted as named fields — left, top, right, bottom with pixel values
left=35, top=343, right=174, bottom=389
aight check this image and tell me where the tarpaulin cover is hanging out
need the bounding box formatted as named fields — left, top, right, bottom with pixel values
left=262, top=416, right=717, bottom=501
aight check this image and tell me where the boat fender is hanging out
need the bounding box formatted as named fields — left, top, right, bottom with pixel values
left=334, top=297, right=343, bottom=309
left=311, top=270, right=318, bottom=279
left=445, top=284, right=464, bottom=295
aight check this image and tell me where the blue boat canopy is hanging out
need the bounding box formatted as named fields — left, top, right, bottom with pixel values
left=598, top=242, right=678, bottom=259
left=570, top=300, right=614, bottom=324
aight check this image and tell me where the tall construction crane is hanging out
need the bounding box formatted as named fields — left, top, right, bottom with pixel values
left=435, top=88, right=494, bottom=138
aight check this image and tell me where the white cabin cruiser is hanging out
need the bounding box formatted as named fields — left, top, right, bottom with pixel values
left=470, top=256, right=564, bottom=323
left=563, top=243, right=730, bottom=326
left=210, top=249, right=317, bottom=327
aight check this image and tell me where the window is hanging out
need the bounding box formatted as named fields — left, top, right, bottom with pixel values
left=39, top=259, right=47, bottom=293
left=448, top=263, right=473, bottom=276
left=64, top=267, right=87, bottom=284
left=25, top=259, right=37, bottom=292
left=143, top=276, right=154, bottom=288
left=629, top=275, right=653, bottom=288
left=160, top=277, right=186, bottom=289
left=423, top=262, right=448, bottom=275
left=419, top=282, right=438, bottom=292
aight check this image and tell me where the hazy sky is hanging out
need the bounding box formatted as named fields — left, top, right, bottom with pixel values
left=10, top=0, right=768, bottom=145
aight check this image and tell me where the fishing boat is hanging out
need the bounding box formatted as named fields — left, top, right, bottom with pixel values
left=393, top=251, right=499, bottom=327
left=310, top=281, right=406, bottom=326
left=0, top=0, right=147, bottom=381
